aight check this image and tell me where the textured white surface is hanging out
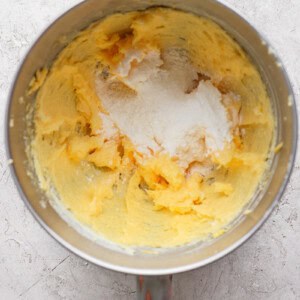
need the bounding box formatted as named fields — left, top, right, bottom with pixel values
left=0, top=1, right=299, bottom=299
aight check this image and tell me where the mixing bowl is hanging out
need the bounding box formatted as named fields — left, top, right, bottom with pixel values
left=6, top=0, right=297, bottom=298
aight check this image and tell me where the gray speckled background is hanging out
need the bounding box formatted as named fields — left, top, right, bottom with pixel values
left=0, top=1, right=299, bottom=299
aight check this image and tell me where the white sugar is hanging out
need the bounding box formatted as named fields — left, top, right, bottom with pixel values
left=96, top=49, right=232, bottom=167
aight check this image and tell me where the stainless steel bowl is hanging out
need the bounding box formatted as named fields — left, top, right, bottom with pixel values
left=6, top=0, right=297, bottom=278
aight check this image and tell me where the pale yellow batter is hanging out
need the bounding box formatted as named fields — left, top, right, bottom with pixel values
left=30, top=8, right=274, bottom=247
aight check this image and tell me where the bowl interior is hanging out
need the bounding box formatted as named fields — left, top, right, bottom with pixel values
left=6, top=0, right=297, bottom=275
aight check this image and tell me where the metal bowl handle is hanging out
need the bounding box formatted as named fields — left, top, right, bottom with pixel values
left=137, top=275, right=173, bottom=299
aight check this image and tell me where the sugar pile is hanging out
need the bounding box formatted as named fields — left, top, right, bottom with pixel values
left=96, top=48, right=232, bottom=168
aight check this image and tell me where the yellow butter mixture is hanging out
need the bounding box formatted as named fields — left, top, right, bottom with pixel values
left=30, top=8, right=274, bottom=247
